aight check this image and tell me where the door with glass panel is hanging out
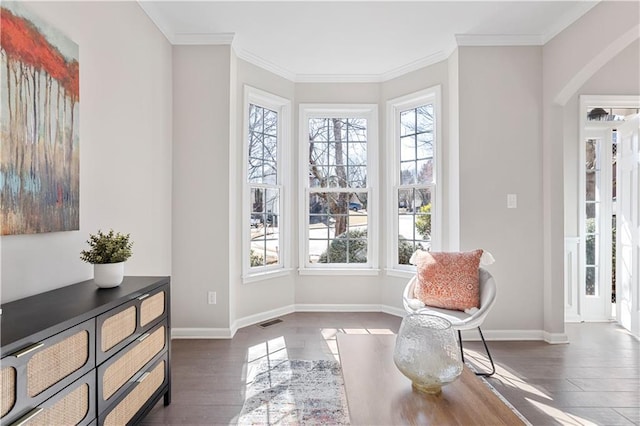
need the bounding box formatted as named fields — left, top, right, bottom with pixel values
left=579, top=99, right=639, bottom=324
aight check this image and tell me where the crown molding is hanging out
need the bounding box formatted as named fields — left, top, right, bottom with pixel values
left=172, top=33, right=235, bottom=45
left=456, top=34, right=544, bottom=46
left=380, top=49, right=450, bottom=82
left=233, top=48, right=298, bottom=82
left=294, top=73, right=384, bottom=84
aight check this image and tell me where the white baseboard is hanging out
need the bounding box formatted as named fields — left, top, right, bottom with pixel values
left=295, top=303, right=386, bottom=312
left=172, top=305, right=561, bottom=342
left=172, top=327, right=234, bottom=339
left=543, top=331, right=570, bottom=344
left=232, top=304, right=296, bottom=333
left=381, top=305, right=405, bottom=317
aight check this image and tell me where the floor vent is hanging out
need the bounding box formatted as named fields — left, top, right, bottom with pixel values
left=258, top=318, right=283, bottom=328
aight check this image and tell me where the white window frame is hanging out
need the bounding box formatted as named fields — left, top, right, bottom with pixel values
left=386, top=86, right=442, bottom=277
left=298, top=104, right=379, bottom=275
left=242, top=85, right=292, bottom=283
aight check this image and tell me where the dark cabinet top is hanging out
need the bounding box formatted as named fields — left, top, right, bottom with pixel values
left=1, top=276, right=170, bottom=353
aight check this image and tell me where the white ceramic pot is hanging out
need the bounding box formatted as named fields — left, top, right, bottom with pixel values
left=94, top=262, right=125, bottom=288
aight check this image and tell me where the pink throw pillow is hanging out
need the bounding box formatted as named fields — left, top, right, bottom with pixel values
left=414, top=249, right=483, bottom=311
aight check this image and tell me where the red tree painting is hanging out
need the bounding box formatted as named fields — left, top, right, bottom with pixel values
left=1, top=5, right=79, bottom=235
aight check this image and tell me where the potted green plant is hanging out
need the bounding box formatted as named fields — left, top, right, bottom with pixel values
left=80, top=229, right=133, bottom=288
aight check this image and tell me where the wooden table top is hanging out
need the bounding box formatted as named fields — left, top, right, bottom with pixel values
left=337, top=333, right=526, bottom=426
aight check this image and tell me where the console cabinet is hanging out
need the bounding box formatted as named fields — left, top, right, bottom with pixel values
left=1, top=276, right=171, bottom=426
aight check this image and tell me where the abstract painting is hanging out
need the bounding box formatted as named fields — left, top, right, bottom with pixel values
left=1, top=3, right=79, bottom=235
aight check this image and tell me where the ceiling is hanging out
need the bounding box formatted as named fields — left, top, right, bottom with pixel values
left=138, top=1, right=599, bottom=82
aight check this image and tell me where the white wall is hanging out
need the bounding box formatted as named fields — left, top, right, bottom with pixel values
left=0, top=2, right=172, bottom=303
left=458, top=46, right=544, bottom=332
left=172, top=45, right=232, bottom=330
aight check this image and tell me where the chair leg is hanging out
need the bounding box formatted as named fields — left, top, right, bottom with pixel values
left=458, top=330, right=465, bottom=363
left=458, top=327, right=496, bottom=377
left=475, top=327, right=496, bottom=377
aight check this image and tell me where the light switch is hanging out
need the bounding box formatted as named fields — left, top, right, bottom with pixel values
left=507, top=194, right=517, bottom=209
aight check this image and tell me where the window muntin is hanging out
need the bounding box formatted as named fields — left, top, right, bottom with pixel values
left=244, top=87, right=290, bottom=280
left=301, top=106, right=378, bottom=270
left=388, top=87, right=440, bottom=272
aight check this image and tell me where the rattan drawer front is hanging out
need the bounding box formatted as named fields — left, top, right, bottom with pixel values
left=1, top=366, right=16, bottom=418
left=102, top=325, right=165, bottom=401
left=140, top=291, right=165, bottom=327
left=27, top=330, right=90, bottom=397
left=103, top=360, right=165, bottom=426
left=24, top=383, right=89, bottom=426
left=101, top=306, right=136, bottom=352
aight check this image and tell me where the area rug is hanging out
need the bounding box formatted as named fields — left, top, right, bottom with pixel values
left=237, top=359, right=350, bottom=425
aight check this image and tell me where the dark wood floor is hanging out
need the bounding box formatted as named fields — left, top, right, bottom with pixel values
left=141, top=312, right=639, bottom=425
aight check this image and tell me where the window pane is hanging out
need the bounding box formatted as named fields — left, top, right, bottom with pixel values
left=400, top=136, right=416, bottom=162
left=416, top=159, right=433, bottom=185
left=585, top=233, right=597, bottom=265
left=309, top=116, right=367, bottom=193
left=585, top=171, right=597, bottom=201
left=264, top=136, right=277, bottom=163
left=348, top=143, right=367, bottom=166
left=416, top=104, right=434, bottom=134
left=585, top=266, right=597, bottom=296
left=347, top=166, right=366, bottom=188
left=400, top=110, right=415, bottom=137
left=248, top=104, right=278, bottom=184
left=397, top=187, right=432, bottom=259
left=585, top=139, right=597, bottom=171
left=398, top=188, right=412, bottom=212
left=251, top=188, right=265, bottom=214
left=249, top=104, right=261, bottom=130
left=416, top=133, right=433, bottom=160
left=586, top=203, right=598, bottom=222
left=347, top=119, right=367, bottom=141
left=400, top=161, right=416, bottom=185
left=308, top=190, right=369, bottom=264
left=310, top=141, right=327, bottom=165
left=250, top=243, right=266, bottom=267
left=249, top=185, right=280, bottom=268
left=264, top=110, right=278, bottom=136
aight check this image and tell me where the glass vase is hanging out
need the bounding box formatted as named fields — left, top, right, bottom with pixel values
left=393, top=313, right=463, bottom=395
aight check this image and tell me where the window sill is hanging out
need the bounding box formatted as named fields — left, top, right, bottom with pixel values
left=243, top=268, right=293, bottom=284
left=385, top=268, right=416, bottom=279
left=298, top=268, right=381, bottom=276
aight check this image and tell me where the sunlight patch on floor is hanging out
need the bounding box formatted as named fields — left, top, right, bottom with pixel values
left=526, top=398, right=599, bottom=426
left=241, top=336, right=295, bottom=424
left=321, top=328, right=395, bottom=362
left=464, top=348, right=551, bottom=401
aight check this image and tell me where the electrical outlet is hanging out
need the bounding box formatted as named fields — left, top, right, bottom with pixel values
left=507, top=193, right=517, bottom=209
left=208, top=291, right=217, bottom=305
